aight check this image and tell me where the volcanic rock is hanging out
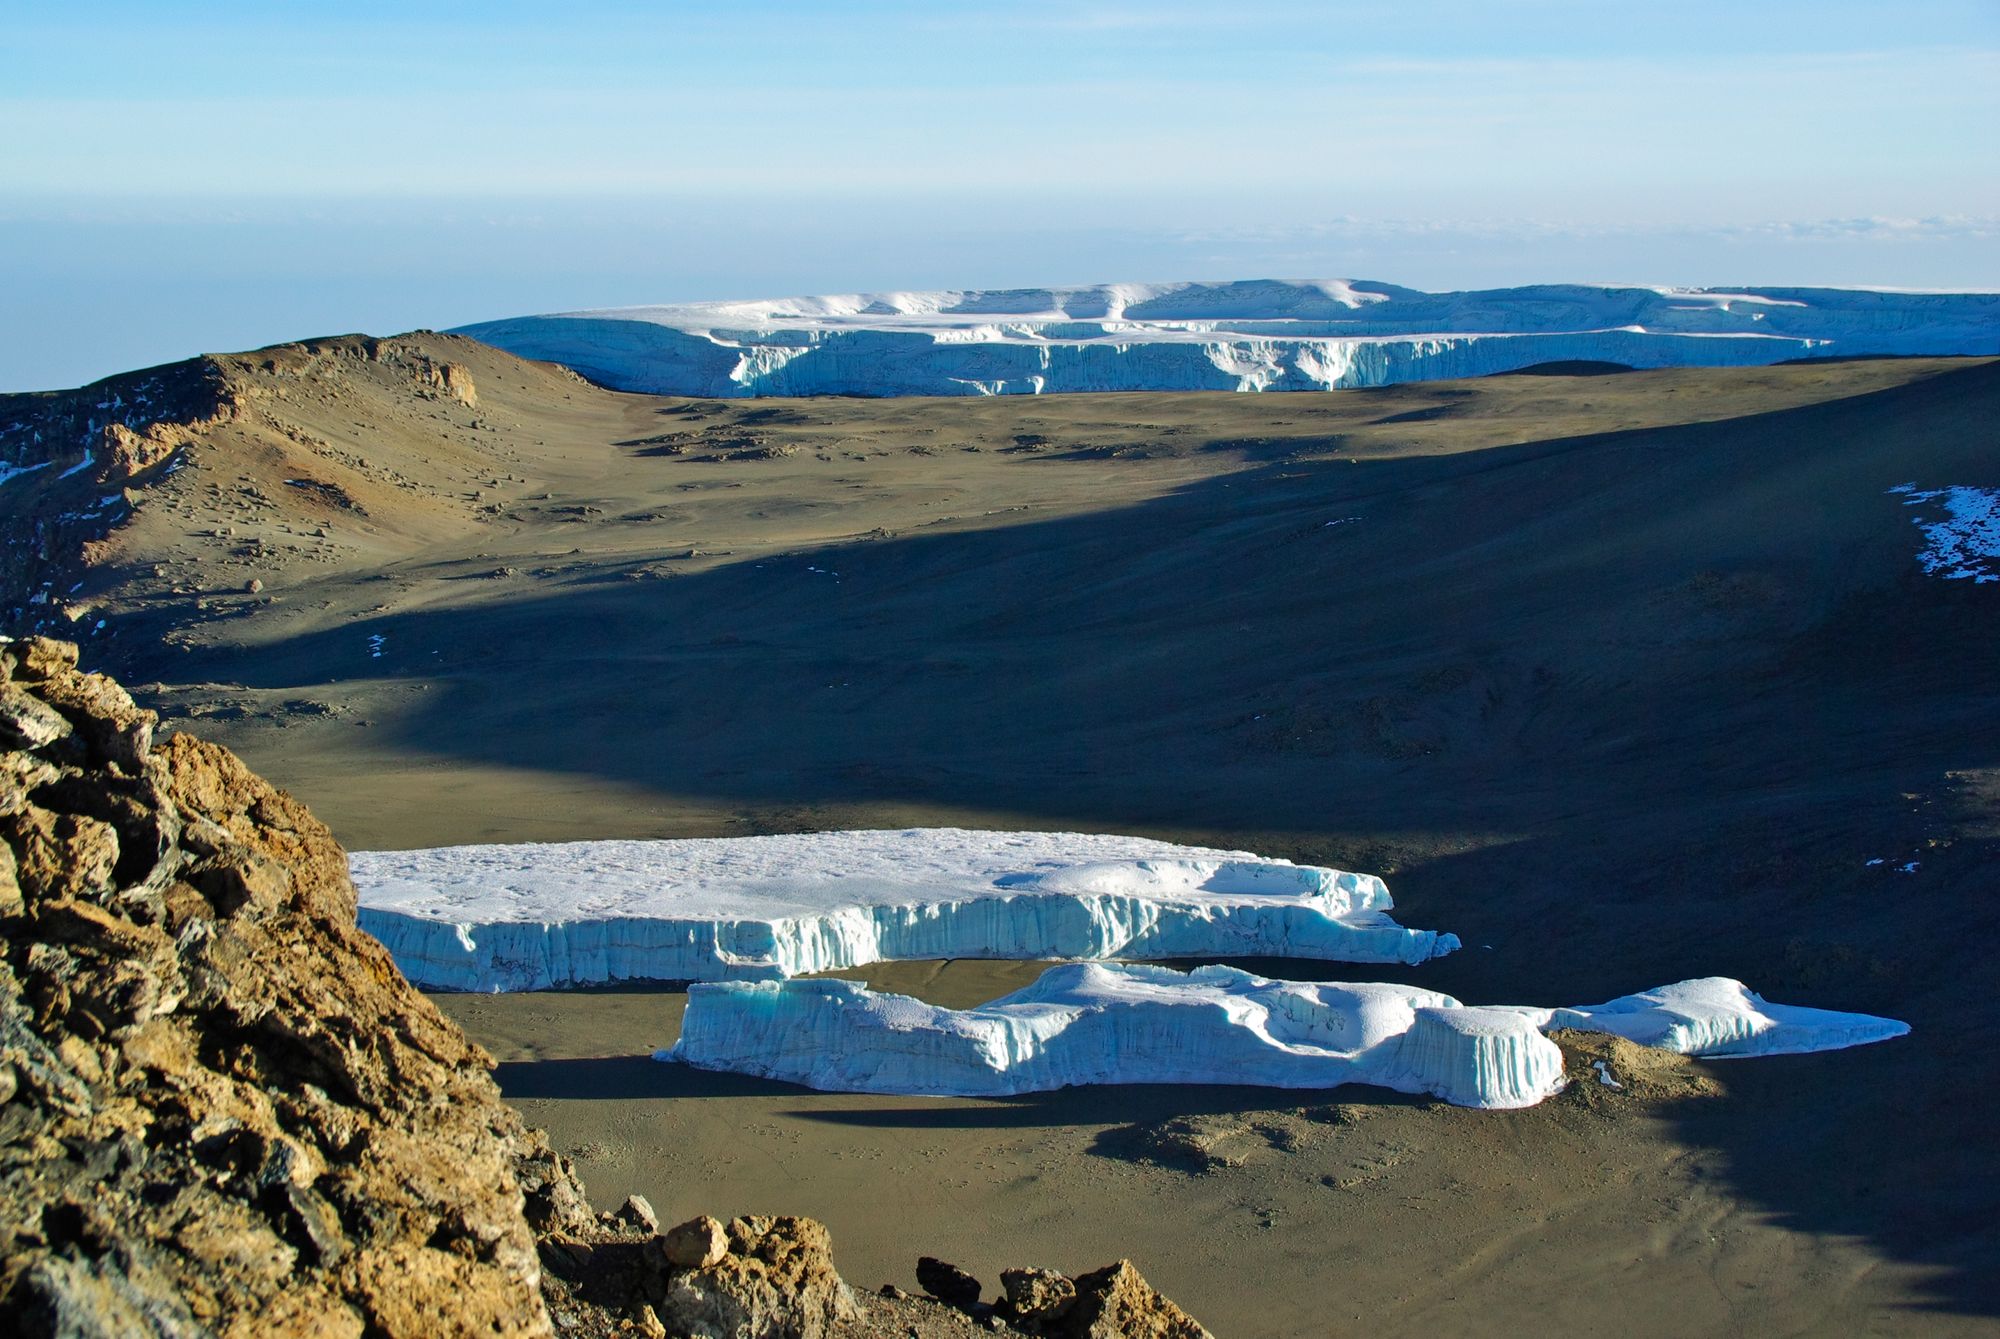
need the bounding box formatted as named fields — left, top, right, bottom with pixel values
left=0, top=637, right=595, bottom=1337
left=1060, top=1261, right=1212, bottom=1339
left=656, top=1215, right=857, bottom=1339
left=999, top=1267, right=1077, bottom=1323
left=662, top=1215, right=729, bottom=1269
left=917, top=1256, right=985, bottom=1310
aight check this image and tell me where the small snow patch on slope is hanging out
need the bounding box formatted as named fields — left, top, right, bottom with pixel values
left=1890, top=483, right=2000, bottom=583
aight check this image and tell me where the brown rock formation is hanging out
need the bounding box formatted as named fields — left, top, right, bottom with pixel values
left=0, top=636, right=592, bottom=1337
left=1058, top=1261, right=1211, bottom=1339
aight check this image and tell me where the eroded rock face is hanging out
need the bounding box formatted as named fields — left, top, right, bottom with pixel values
left=1058, top=1262, right=1211, bottom=1339
left=660, top=1216, right=858, bottom=1339
left=0, top=638, right=594, bottom=1337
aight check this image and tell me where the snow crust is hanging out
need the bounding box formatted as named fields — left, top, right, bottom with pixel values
left=0, top=459, right=51, bottom=489
left=452, top=279, right=1999, bottom=398
left=665, top=966, right=1907, bottom=1107
left=1890, top=483, right=2000, bottom=583
left=349, top=829, right=1458, bottom=991
left=1538, top=976, right=1913, bottom=1057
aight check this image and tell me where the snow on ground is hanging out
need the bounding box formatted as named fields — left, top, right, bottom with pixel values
left=664, top=965, right=1908, bottom=1108
left=452, top=279, right=1999, bottom=397
left=1890, top=483, right=2000, bottom=583
left=0, top=459, right=51, bottom=488
left=1535, top=977, right=1912, bottom=1058
left=350, top=829, right=1458, bottom=991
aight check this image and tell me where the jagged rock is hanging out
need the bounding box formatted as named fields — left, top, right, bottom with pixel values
left=1058, top=1261, right=1211, bottom=1339
left=663, top=1215, right=729, bottom=1269
left=614, top=1195, right=659, bottom=1235
left=0, top=637, right=596, bottom=1338
left=916, top=1257, right=984, bottom=1311
left=31, top=670, right=155, bottom=773
left=999, top=1268, right=1076, bottom=1323
left=0, top=686, right=72, bottom=751
left=657, top=1216, right=857, bottom=1339
left=9, top=639, right=77, bottom=681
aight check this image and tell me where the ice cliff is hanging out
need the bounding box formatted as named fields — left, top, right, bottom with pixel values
left=349, top=829, right=1458, bottom=991
left=666, top=965, right=1910, bottom=1109
left=453, top=279, right=2000, bottom=397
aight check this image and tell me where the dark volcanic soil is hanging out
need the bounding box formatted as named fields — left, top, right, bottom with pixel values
left=4, top=340, right=1995, bottom=1335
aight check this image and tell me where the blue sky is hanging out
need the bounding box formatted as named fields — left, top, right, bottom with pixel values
left=4, top=1, right=1996, bottom=389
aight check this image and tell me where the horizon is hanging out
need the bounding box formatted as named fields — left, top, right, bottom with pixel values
left=3, top=1, right=1996, bottom=391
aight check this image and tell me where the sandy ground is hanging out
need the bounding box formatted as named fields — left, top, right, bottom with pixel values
left=433, top=964, right=1981, bottom=1339
left=17, top=341, right=1998, bottom=1335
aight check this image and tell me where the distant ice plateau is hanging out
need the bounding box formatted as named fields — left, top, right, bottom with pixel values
left=453, top=279, right=2000, bottom=397
left=350, top=829, right=1457, bottom=992
left=666, top=966, right=1910, bottom=1109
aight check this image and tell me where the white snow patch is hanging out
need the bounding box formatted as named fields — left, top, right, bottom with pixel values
left=350, top=829, right=1458, bottom=991
left=1545, top=977, right=1910, bottom=1058
left=0, top=460, right=51, bottom=488
left=664, top=966, right=1905, bottom=1106
left=57, top=451, right=94, bottom=480
left=1890, top=483, right=2000, bottom=583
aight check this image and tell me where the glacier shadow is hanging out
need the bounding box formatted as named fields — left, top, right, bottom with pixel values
left=494, top=1055, right=820, bottom=1103
left=773, top=1082, right=1438, bottom=1133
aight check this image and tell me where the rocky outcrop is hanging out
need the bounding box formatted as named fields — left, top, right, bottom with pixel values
left=0, top=636, right=593, bottom=1337
left=415, top=356, right=478, bottom=408
left=1056, top=1262, right=1210, bottom=1339
left=0, top=362, right=238, bottom=637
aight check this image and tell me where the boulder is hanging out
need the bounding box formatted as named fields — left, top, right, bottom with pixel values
left=662, top=1215, right=729, bottom=1270
left=1000, top=1267, right=1077, bottom=1323
left=915, top=1255, right=987, bottom=1311
left=657, top=1215, right=857, bottom=1339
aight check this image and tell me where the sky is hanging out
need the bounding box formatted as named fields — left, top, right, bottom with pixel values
left=3, top=1, right=1997, bottom=390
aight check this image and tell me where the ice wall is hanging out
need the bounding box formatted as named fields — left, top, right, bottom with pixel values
left=350, top=829, right=1457, bottom=991
left=665, top=965, right=1909, bottom=1107
left=453, top=279, right=2000, bottom=398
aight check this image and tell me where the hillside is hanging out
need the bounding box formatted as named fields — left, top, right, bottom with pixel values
left=2, top=337, right=1996, bottom=1333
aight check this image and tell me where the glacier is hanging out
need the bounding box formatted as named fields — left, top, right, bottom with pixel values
left=349, top=828, right=1458, bottom=991
left=664, top=965, right=1910, bottom=1108
left=451, top=279, right=2000, bottom=398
